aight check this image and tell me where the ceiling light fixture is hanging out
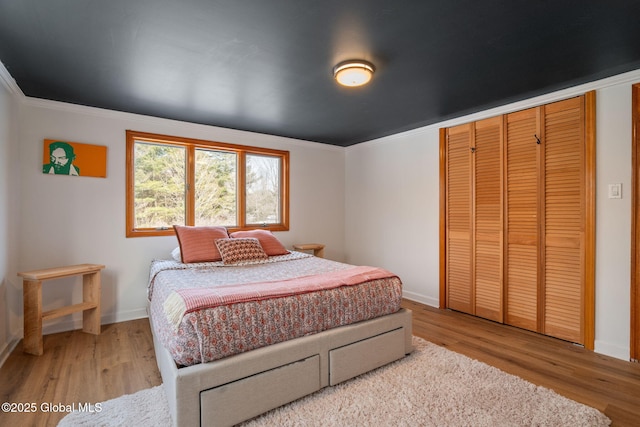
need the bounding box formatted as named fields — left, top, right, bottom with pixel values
left=333, top=60, right=375, bottom=87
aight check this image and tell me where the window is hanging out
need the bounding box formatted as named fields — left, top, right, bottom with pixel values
left=126, top=130, right=289, bottom=237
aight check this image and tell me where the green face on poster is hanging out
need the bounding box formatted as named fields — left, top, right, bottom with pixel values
left=43, top=141, right=80, bottom=176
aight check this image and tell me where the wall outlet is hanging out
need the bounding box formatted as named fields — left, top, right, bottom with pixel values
left=608, top=183, right=622, bottom=199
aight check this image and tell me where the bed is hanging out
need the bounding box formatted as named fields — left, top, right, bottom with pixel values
left=147, top=227, right=413, bottom=427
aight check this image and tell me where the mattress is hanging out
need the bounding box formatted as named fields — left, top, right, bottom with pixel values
left=148, top=252, right=403, bottom=366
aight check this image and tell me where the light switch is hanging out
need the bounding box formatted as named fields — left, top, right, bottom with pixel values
left=608, top=183, right=622, bottom=199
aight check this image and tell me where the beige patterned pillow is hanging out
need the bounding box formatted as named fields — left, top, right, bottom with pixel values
left=215, top=237, right=268, bottom=265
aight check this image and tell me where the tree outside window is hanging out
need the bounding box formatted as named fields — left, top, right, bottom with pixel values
left=126, top=131, right=289, bottom=237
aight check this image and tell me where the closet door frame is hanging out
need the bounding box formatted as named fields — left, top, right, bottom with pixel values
left=440, top=128, right=447, bottom=308
left=631, top=83, right=640, bottom=362
left=584, top=91, right=596, bottom=351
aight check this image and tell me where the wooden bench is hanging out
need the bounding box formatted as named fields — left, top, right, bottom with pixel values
left=18, top=263, right=105, bottom=355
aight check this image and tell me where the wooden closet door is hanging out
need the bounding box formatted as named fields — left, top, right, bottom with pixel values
left=442, top=94, right=594, bottom=347
left=446, top=123, right=473, bottom=314
left=473, top=117, right=503, bottom=322
left=542, top=97, right=585, bottom=344
left=504, top=107, right=539, bottom=332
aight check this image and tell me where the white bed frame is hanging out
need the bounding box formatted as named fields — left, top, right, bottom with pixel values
left=150, top=308, right=413, bottom=427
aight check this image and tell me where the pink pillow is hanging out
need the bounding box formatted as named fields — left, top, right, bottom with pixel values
left=215, top=238, right=268, bottom=265
left=173, top=225, right=229, bottom=263
left=230, top=229, right=289, bottom=256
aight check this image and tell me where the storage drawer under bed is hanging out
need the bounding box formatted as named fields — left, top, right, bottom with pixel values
left=329, top=327, right=406, bottom=385
left=200, top=354, right=320, bottom=426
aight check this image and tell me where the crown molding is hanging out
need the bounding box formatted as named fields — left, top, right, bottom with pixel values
left=22, top=96, right=344, bottom=152
left=0, top=60, right=25, bottom=98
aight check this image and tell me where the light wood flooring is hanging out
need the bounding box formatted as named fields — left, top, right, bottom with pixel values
left=403, top=300, right=640, bottom=427
left=0, top=319, right=161, bottom=427
left=1, top=301, right=640, bottom=426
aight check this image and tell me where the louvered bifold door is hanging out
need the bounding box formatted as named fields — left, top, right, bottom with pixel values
left=542, top=97, right=585, bottom=344
left=473, top=117, right=503, bottom=322
left=504, top=108, right=539, bottom=332
left=446, top=123, right=473, bottom=314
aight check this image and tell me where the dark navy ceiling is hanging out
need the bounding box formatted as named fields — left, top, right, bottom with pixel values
left=1, top=1, right=640, bottom=146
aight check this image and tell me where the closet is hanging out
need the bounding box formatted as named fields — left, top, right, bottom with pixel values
left=440, top=93, right=595, bottom=348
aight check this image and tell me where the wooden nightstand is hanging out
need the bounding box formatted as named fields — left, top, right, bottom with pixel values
left=293, top=243, right=325, bottom=258
left=18, top=263, right=105, bottom=355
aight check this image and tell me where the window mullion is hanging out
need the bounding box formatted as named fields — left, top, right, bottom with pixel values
left=281, top=152, right=289, bottom=230
left=186, top=145, right=196, bottom=226
left=237, top=150, right=246, bottom=228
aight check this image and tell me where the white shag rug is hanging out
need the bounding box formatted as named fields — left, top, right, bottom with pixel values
left=58, top=337, right=610, bottom=426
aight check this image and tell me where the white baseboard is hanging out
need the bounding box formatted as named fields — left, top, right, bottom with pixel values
left=594, top=340, right=630, bottom=362
left=0, top=336, right=20, bottom=368
left=402, top=291, right=439, bottom=308
left=40, top=308, right=149, bottom=335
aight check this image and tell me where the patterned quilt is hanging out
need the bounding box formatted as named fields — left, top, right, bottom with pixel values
left=148, top=253, right=403, bottom=366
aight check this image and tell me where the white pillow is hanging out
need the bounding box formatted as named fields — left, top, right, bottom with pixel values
left=171, top=246, right=182, bottom=262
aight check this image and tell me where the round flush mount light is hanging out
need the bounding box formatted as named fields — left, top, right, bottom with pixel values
left=333, top=60, right=375, bottom=87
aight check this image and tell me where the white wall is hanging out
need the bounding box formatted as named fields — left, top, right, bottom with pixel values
left=346, top=69, right=640, bottom=361
left=345, top=127, right=441, bottom=307
left=9, top=99, right=345, bottom=338
left=0, top=65, right=20, bottom=365
left=594, top=83, right=632, bottom=358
